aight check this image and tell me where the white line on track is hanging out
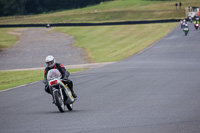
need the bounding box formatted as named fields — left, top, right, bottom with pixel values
left=0, top=62, right=115, bottom=93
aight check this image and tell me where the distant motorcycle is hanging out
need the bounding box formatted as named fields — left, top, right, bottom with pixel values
left=183, top=27, right=189, bottom=36
left=188, top=16, right=193, bottom=23
left=194, top=23, right=199, bottom=30
left=181, top=22, right=185, bottom=28
left=46, top=23, right=51, bottom=28
left=47, top=69, right=76, bottom=112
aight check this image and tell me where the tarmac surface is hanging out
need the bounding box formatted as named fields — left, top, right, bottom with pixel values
left=1, top=22, right=200, bottom=133
left=0, top=28, right=89, bottom=70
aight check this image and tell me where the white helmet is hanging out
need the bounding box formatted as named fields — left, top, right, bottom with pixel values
left=45, top=55, right=56, bottom=68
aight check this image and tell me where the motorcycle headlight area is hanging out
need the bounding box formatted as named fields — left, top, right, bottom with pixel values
left=50, top=80, right=58, bottom=85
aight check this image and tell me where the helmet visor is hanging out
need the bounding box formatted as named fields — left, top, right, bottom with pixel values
left=46, top=61, right=54, bottom=67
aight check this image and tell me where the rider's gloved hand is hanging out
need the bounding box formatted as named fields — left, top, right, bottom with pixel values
left=44, top=85, right=51, bottom=94
left=62, top=77, right=68, bottom=82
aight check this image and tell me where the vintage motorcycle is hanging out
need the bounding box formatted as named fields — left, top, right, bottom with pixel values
left=47, top=69, right=76, bottom=112
left=181, top=22, right=185, bottom=28
left=183, top=27, right=189, bottom=36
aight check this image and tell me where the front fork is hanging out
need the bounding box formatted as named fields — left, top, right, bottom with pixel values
left=50, top=87, right=64, bottom=104
left=50, top=87, right=56, bottom=104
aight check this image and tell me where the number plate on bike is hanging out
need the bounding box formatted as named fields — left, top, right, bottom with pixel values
left=50, top=80, right=58, bottom=85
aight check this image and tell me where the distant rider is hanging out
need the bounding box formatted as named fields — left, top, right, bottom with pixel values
left=180, top=18, right=183, bottom=24
left=183, top=23, right=189, bottom=32
left=183, top=19, right=187, bottom=25
left=181, top=19, right=187, bottom=28
left=43, top=55, right=77, bottom=98
left=46, top=22, right=50, bottom=28
left=188, top=16, right=192, bottom=23
left=194, top=17, right=199, bottom=24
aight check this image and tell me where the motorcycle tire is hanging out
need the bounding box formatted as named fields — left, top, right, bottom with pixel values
left=54, top=90, right=66, bottom=112
left=185, top=31, right=188, bottom=36
left=67, top=104, right=73, bottom=111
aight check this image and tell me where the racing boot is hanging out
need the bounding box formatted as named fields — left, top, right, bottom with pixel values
left=70, top=87, right=77, bottom=98
left=65, top=79, right=77, bottom=98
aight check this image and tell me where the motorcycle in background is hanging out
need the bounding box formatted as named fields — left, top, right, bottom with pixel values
left=181, top=19, right=187, bottom=28
left=194, top=23, right=199, bottom=30
left=181, top=23, right=185, bottom=28
left=183, top=27, right=189, bottom=36
left=47, top=69, right=76, bottom=112
left=188, top=16, right=193, bottom=23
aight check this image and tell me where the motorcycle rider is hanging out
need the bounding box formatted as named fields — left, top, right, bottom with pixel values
left=184, top=23, right=189, bottom=28
left=181, top=19, right=187, bottom=28
left=183, top=23, right=189, bottom=35
left=180, top=18, right=183, bottom=24
left=43, top=55, right=77, bottom=98
left=194, top=17, right=199, bottom=24
left=188, top=16, right=192, bottom=23
left=183, top=19, right=187, bottom=24
left=193, top=17, right=199, bottom=30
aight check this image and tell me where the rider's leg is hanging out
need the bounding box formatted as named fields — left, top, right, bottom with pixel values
left=65, top=79, right=77, bottom=98
left=44, top=85, right=55, bottom=104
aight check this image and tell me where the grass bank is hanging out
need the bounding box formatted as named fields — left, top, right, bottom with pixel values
left=0, top=28, right=18, bottom=49
left=0, top=0, right=199, bottom=24
left=0, top=68, right=84, bottom=91
left=53, top=23, right=178, bottom=62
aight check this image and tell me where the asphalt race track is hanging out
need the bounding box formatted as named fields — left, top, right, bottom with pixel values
left=1, top=22, right=200, bottom=133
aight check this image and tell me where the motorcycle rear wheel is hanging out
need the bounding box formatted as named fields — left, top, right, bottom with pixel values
left=54, top=90, right=66, bottom=112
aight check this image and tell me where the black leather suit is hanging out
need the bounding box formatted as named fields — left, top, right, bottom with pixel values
left=43, top=63, right=74, bottom=95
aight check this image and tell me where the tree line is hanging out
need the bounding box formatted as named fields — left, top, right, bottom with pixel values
left=0, top=0, right=113, bottom=16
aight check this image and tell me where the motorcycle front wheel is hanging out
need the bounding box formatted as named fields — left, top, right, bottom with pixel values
left=185, top=31, right=188, bottom=36
left=54, top=90, right=66, bottom=112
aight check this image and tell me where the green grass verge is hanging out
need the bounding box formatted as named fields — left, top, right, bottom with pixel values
left=0, top=0, right=199, bottom=24
left=53, top=23, right=178, bottom=62
left=0, top=28, right=18, bottom=49
left=0, top=68, right=84, bottom=91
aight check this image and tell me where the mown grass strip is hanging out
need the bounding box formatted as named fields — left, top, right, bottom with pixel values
left=53, top=23, right=178, bottom=62
left=0, top=69, right=84, bottom=91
